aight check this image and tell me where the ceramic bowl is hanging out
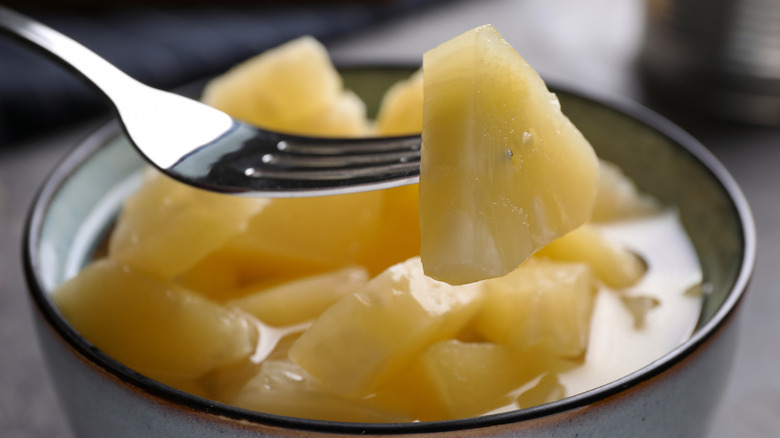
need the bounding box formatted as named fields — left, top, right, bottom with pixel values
left=24, top=68, right=755, bottom=437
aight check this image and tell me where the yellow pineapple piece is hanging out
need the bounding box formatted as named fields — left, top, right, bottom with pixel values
left=207, top=248, right=331, bottom=288
left=288, top=257, right=484, bottom=398
left=474, top=258, right=596, bottom=358
left=537, top=224, right=647, bottom=289
left=401, top=340, right=529, bottom=421
left=420, top=25, right=599, bottom=285
left=228, top=267, right=369, bottom=326
left=217, top=191, right=384, bottom=277
left=293, top=90, right=372, bottom=136
left=109, top=170, right=265, bottom=279
left=201, top=330, right=306, bottom=403
left=515, top=373, right=566, bottom=409
left=375, top=69, right=423, bottom=135
left=202, top=36, right=369, bottom=137
left=53, top=259, right=257, bottom=382
left=177, top=252, right=322, bottom=303
left=592, top=160, right=660, bottom=222
left=201, top=36, right=336, bottom=129
left=200, top=355, right=264, bottom=403
left=356, top=183, right=421, bottom=276
left=231, top=359, right=412, bottom=423
left=175, top=253, right=242, bottom=301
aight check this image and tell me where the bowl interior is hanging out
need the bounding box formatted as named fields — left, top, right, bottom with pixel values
left=558, top=92, right=750, bottom=325
left=27, top=67, right=753, bottom=429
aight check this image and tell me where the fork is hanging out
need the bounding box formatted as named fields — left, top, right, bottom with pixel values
left=0, top=6, right=421, bottom=197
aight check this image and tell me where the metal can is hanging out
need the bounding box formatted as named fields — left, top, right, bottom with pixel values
left=639, top=0, right=780, bottom=125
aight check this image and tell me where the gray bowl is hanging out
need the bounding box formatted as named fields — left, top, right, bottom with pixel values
left=24, top=68, right=755, bottom=437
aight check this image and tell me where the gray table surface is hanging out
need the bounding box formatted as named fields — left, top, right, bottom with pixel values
left=2, top=0, right=778, bottom=436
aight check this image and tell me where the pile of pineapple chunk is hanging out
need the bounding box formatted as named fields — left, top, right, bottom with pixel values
left=54, top=26, right=664, bottom=422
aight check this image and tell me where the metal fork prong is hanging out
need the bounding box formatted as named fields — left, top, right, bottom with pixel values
left=246, top=160, right=421, bottom=181
left=277, top=137, right=421, bottom=155
left=263, top=150, right=420, bottom=168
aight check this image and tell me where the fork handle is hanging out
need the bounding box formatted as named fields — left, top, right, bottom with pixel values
left=0, top=6, right=137, bottom=105
left=0, top=5, right=235, bottom=172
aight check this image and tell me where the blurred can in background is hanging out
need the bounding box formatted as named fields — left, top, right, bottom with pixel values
left=639, top=0, right=780, bottom=126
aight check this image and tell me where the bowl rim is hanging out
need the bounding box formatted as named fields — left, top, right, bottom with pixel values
left=23, top=79, right=756, bottom=434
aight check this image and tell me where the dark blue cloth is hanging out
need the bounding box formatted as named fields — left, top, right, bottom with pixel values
left=0, top=1, right=441, bottom=142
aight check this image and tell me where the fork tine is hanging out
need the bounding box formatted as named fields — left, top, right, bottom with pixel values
left=246, top=160, right=421, bottom=181
left=251, top=135, right=422, bottom=180
left=277, top=137, right=421, bottom=155
left=262, top=149, right=420, bottom=168
left=177, top=125, right=422, bottom=196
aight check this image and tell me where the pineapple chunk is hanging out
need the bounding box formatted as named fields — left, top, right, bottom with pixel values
left=53, top=259, right=257, bottom=382
left=288, top=257, right=484, bottom=398
left=537, top=224, right=647, bottom=289
left=200, top=330, right=306, bottom=403
left=228, top=267, right=369, bottom=326
left=515, top=373, right=566, bottom=409
left=375, top=69, right=423, bottom=135
left=420, top=25, right=599, bottom=285
left=356, top=184, right=421, bottom=276
left=109, top=170, right=265, bottom=279
left=292, top=90, right=372, bottom=137
left=592, top=160, right=660, bottom=222
left=203, top=36, right=346, bottom=134
left=474, top=258, right=596, bottom=358
left=217, top=191, right=384, bottom=277
left=175, top=253, right=242, bottom=301
left=231, top=359, right=412, bottom=423
left=401, top=340, right=529, bottom=421
left=202, top=36, right=369, bottom=137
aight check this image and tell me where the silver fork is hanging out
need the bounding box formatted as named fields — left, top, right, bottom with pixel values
left=0, top=6, right=421, bottom=197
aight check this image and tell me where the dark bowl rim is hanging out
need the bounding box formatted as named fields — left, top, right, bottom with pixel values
left=23, top=73, right=756, bottom=434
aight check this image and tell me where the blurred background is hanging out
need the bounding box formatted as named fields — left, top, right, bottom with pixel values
left=1, top=0, right=778, bottom=436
